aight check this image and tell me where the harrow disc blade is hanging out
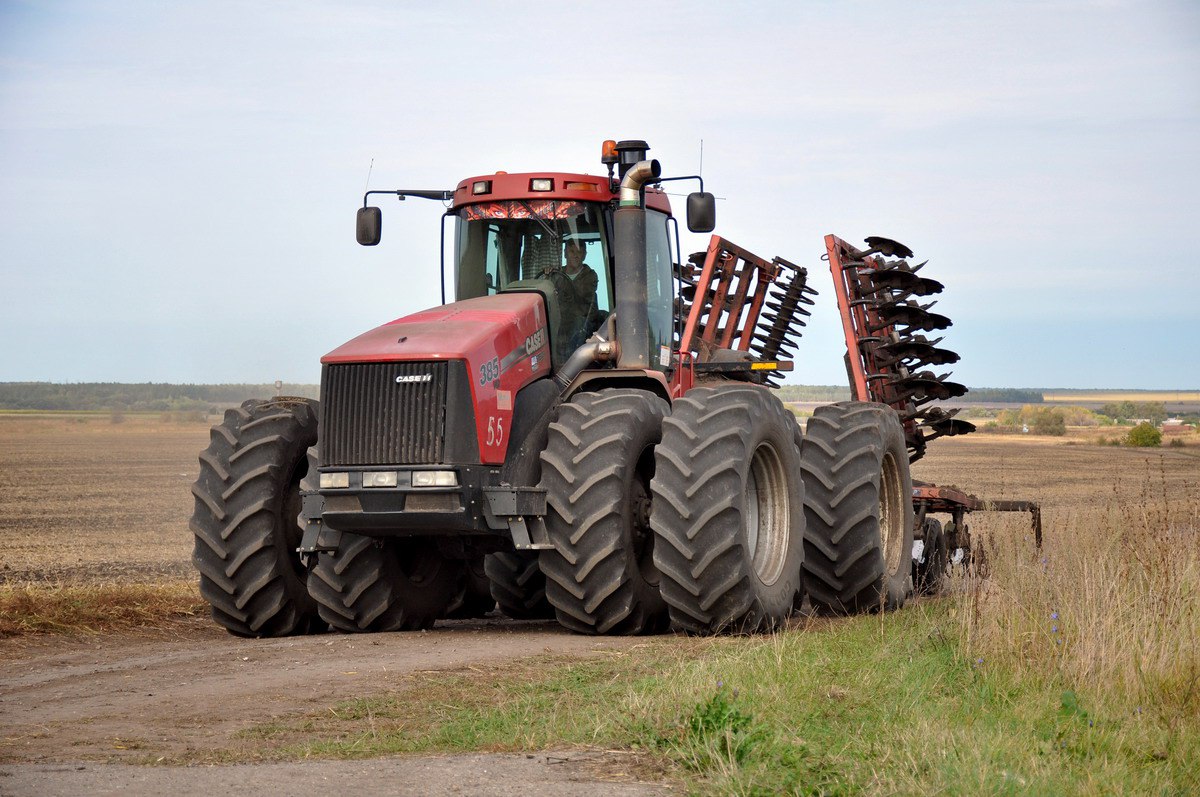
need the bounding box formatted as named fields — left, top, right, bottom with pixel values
left=923, top=416, right=977, bottom=436
left=769, top=289, right=815, bottom=305
left=681, top=284, right=718, bottom=303
left=877, top=340, right=960, bottom=366
left=876, top=304, right=952, bottom=331
left=864, top=269, right=944, bottom=296
left=765, top=299, right=811, bottom=313
left=863, top=236, right=914, bottom=259
left=891, top=373, right=968, bottom=401
left=754, top=328, right=800, bottom=344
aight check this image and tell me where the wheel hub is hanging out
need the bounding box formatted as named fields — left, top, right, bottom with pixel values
left=745, top=441, right=789, bottom=587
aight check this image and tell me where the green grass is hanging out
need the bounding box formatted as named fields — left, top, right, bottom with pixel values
left=219, top=603, right=1196, bottom=795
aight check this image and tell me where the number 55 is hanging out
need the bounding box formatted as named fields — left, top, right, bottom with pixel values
left=487, top=416, right=505, bottom=447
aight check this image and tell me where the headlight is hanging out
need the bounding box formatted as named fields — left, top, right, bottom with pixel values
left=362, top=471, right=399, bottom=488
left=411, top=470, right=458, bottom=488
left=319, top=472, right=350, bottom=489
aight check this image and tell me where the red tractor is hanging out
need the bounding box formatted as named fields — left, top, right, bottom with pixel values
left=190, top=139, right=997, bottom=638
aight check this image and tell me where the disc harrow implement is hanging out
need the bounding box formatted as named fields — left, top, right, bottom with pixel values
left=675, top=235, right=817, bottom=386
left=824, top=234, right=974, bottom=462
left=825, top=232, right=1042, bottom=593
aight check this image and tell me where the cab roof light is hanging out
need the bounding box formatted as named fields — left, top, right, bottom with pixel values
left=529, top=178, right=553, bottom=191
left=565, top=181, right=599, bottom=191
left=600, top=139, right=618, bottom=164
left=472, top=180, right=492, bottom=195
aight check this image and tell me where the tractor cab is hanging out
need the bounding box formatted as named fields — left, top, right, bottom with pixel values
left=447, top=168, right=677, bottom=370
left=452, top=195, right=612, bottom=366
left=354, top=140, right=704, bottom=376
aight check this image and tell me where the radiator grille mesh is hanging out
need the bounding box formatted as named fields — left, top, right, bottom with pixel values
left=320, top=361, right=447, bottom=466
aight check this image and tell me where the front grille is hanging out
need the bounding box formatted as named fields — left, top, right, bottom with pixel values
left=320, top=361, right=447, bottom=466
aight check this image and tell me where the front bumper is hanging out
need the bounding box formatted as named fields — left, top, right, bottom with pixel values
left=314, top=465, right=502, bottom=535
left=300, top=465, right=552, bottom=552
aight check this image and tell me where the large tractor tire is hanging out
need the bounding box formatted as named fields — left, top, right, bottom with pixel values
left=308, top=535, right=460, bottom=632
left=538, top=389, right=670, bottom=635
left=651, top=387, right=805, bottom=634
left=913, top=517, right=948, bottom=596
left=189, top=398, right=323, bottom=637
left=484, top=551, right=555, bottom=620
left=799, top=401, right=914, bottom=614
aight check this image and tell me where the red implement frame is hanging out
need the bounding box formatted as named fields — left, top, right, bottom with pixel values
left=678, top=235, right=780, bottom=360
left=826, top=234, right=877, bottom=404
left=913, top=482, right=1042, bottom=548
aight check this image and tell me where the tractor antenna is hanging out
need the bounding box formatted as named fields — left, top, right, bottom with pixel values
left=363, top=158, right=375, bottom=193
left=699, top=139, right=704, bottom=176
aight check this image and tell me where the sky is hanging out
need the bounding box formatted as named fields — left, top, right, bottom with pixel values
left=1, top=0, right=1197, bottom=389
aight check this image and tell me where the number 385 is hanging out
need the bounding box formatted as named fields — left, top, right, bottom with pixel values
left=478, top=357, right=500, bottom=386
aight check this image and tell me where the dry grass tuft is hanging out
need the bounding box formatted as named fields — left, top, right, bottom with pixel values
left=957, top=464, right=1200, bottom=715
left=0, top=579, right=205, bottom=637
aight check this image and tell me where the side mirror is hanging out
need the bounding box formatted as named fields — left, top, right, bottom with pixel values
left=686, top=192, right=716, bottom=233
left=356, top=207, right=382, bottom=246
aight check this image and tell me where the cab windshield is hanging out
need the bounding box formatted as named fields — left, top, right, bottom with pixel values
left=453, top=199, right=611, bottom=311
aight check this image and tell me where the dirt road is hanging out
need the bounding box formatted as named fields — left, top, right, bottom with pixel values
left=0, top=616, right=671, bottom=795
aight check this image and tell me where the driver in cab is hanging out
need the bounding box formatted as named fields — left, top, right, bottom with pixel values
left=542, top=238, right=599, bottom=353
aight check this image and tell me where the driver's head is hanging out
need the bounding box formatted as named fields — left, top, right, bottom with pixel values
left=564, top=239, right=586, bottom=267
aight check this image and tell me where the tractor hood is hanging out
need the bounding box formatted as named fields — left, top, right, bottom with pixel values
left=322, top=293, right=549, bottom=365
left=320, top=293, right=553, bottom=465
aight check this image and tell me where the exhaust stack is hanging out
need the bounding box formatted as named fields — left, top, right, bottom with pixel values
left=613, top=151, right=661, bottom=369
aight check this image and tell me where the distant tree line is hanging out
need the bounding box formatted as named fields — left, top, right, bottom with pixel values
left=0, top=382, right=319, bottom=412
left=775, top=385, right=1041, bottom=404
left=0, top=380, right=1060, bottom=412
left=979, top=401, right=1191, bottom=443
left=956, top=388, right=1044, bottom=404
left=988, top=405, right=1071, bottom=435
left=776, top=385, right=852, bottom=402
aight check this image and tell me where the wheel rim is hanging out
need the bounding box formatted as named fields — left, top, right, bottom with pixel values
left=879, top=451, right=905, bottom=575
left=745, top=441, right=790, bottom=587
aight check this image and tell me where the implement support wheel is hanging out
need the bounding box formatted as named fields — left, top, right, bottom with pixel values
left=913, top=517, right=948, bottom=596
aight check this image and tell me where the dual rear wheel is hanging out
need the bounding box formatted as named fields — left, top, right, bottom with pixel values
left=537, top=386, right=807, bottom=635
left=650, top=387, right=805, bottom=633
